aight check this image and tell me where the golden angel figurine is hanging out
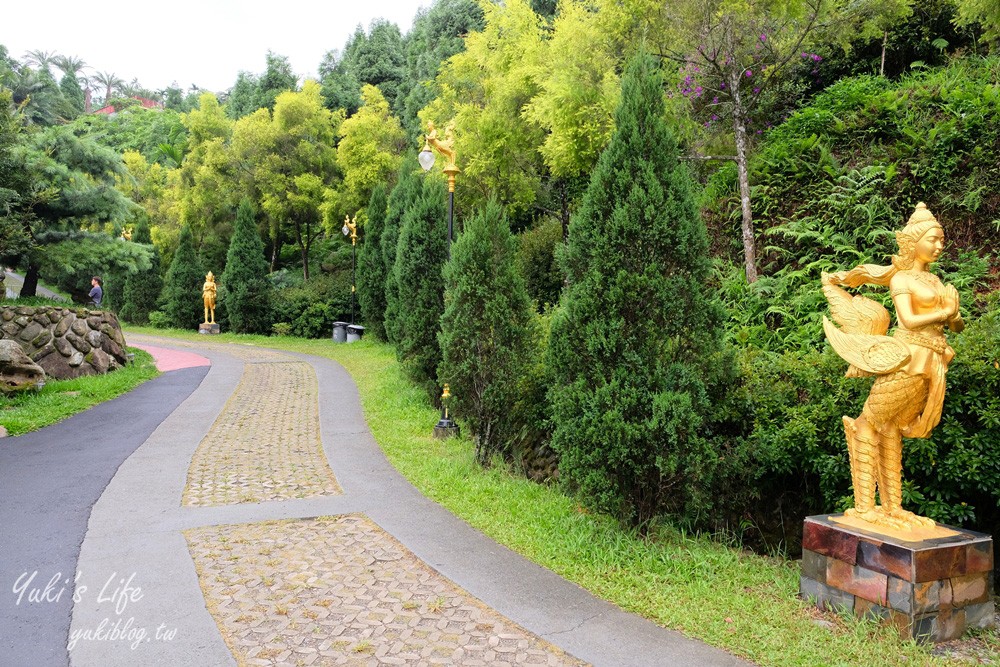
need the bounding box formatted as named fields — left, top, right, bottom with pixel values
left=202, top=272, right=218, bottom=325
left=822, top=203, right=963, bottom=532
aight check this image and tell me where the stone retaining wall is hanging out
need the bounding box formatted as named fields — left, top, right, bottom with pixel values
left=520, top=441, right=559, bottom=483
left=0, top=306, right=128, bottom=379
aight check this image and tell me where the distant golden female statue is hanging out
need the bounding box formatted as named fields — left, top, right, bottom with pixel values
left=202, top=272, right=217, bottom=325
left=822, top=203, right=963, bottom=532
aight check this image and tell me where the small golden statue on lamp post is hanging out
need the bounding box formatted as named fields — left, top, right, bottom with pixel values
left=822, top=203, right=963, bottom=534
left=419, top=121, right=460, bottom=256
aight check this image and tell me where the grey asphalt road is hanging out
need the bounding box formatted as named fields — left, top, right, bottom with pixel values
left=0, top=365, right=209, bottom=667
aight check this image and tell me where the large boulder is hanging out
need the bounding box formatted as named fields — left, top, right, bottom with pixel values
left=0, top=339, right=45, bottom=393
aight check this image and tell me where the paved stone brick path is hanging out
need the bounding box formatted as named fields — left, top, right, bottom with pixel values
left=183, top=358, right=341, bottom=507
left=186, top=515, right=586, bottom=667
left=64, top=334, right=750, bottom=667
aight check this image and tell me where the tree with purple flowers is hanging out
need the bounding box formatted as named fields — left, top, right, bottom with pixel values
left=659, top=0, right=913, bottom=282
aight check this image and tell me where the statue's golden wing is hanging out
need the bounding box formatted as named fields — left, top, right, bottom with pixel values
left=822, top=282, right=890, bottom=335
left=823, top=317, right=910, bottom=375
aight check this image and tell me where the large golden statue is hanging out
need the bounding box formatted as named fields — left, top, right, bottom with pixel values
left=202, top=272, right=217, bottom=325
left=822, top=203, right=963, bottom=532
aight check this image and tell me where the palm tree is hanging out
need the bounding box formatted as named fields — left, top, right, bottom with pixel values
left=8, top=68, right=62, bottom=125
left=92, top=70, right=124, bottom=107
left=23, top=49, right=56, bottom=74
left=52, top=54, right=87, bottom=78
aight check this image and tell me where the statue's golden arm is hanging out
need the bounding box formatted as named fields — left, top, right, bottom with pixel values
left=823, top=317, right=911, bottom=375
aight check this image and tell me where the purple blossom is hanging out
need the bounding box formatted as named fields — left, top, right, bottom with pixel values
left=745, top=69, right=753, bottom=77
left=753, top=87, right=760, bottom=94
left=710, top=114, right=718, bottom=121
left=812, top=54, right=822, bottom=62
left=720, top=83, right=726, bottom=90
left=712, top=96, right=719, bottom=104
left=760, top=33, right=767, bottom=42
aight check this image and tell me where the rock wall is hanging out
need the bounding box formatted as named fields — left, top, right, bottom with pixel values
left=520, top=441, right=560, bottom=484
left=0, top=306, right=128, bottom=379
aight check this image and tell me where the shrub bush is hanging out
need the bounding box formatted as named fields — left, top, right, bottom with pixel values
left=271, top=272, right=352, bottom=339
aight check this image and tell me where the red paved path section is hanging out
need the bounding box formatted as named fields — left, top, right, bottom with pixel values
left=133, top=344, right=211, bottom=372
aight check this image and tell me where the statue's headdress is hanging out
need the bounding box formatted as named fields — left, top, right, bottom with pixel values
left=893, top=203, right=942, bottom=270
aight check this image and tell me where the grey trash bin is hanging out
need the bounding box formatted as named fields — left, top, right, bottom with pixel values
left=346, top=324, right=365, bottom=343
left=332, top=321, right=349, bottom=343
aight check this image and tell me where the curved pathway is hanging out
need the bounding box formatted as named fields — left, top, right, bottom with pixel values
left=6, top=334, right=753, bottom=667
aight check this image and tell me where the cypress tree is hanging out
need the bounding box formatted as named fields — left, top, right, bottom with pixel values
left=394, top=177, right=447, bottom=395
left=382, top=165, right=421, bottom=346
left=120, top=218, right=163, bottom=324
left=548, top=52, right=728, bottom=530
left=160, top=225, right=205, bottom=329
left=438, top=201, right=537, bottom=465
left=220, top=199, right=272, bottom=333
left=357, top=184, right=389, bottom=340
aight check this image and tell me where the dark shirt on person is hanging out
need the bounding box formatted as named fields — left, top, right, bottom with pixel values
left=89, top=285, right=103, bottom=306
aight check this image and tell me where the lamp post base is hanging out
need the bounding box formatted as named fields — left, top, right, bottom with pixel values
left=433, top=419, right=459, bottom=439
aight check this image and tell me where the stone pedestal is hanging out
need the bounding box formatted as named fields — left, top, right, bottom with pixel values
left=199, top=322, right=220, bottom=335
left=800, top=514, right=995, bottom=642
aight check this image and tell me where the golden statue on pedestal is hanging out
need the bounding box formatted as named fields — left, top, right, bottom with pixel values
left=202, top=272, right=217, bottom=325
left=822, top=203, right=963, bottom=533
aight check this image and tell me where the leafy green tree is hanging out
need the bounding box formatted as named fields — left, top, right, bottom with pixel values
left=548, top=53, right=729, bottom=530
left=160, top=224, right=205, bottom=329
left=320, top=20, right=407, bottom=115
left=438, top=201, right=537, bottom=465
left=382, top=163, right=422, bottom=344
left=357, top=184, right=389, bottom=339
left=393, top=176, right=447, bottom=394
left=398, top=0, right=484, bottom=137
left=120, top=217, right=163, bottom=324
left=226, top=71, right=260, bottom=119
left=220, top=199, right=272, bottom=333
left=174, top=93, right=235, bottom=271
left=420, top=0, right=547, bottom=222
left=954, top=0, right=1000, bottom=41
left=336, top=84, right=406, bottom=214
left=227, top=53, right=299, bottom=118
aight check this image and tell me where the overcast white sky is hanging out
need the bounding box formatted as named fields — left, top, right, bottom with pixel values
left=2, top=0, right=432, bottom=93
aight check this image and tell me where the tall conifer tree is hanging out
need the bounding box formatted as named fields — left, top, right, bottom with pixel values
left=548, top=52, right=728, bottom=529
left=382, top=165, right=421, bottom=345
left=120, top=218, right=163, bottom=324
left=394, top=177, right=447, bottom=395
left=438, top=201, right=536, bottom=465
left=357, top=184, right=389, bottom=340
left=160, top=225, right=205, bottom=329
left=221, top=199, right=272, bottom=334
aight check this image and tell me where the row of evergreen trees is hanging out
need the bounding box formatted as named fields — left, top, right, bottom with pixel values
left=357, top=53, right=733, bottom=528
left=117, top=200, right=272, bottom=334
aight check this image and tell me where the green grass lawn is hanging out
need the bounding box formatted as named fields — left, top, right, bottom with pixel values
left=0, top=347, right=159, bottom=435
left=123, top=326, right=998, bottom=667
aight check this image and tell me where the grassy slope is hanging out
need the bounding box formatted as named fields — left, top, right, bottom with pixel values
left=125, top=327, right=996, bottom=667
left=0, top=348, right=159, bottom=435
